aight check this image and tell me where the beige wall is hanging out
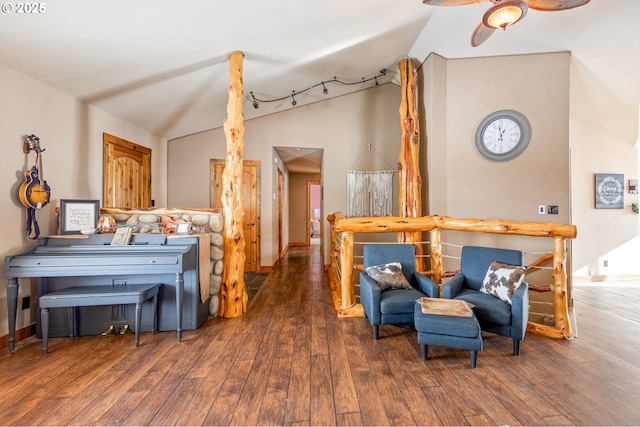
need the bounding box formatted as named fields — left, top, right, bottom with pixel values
left=420, top=52, right=572, bottom=271
left=0, top=63, right=167, bottom=337
left=168, top=84, right=402, bottom=267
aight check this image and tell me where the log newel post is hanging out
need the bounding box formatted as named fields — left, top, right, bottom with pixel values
left=340, top=231, right=355, bottom=309
left=553, top=237, right=572, bottom=337
left=429, top=228, right=442, bottom=287
left=397, top=58, right=423, bottom=250
left=218, top=51, right=248, bottom=318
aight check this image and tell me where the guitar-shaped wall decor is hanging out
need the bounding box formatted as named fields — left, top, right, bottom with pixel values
left=18, top=134, right=51, bottom=239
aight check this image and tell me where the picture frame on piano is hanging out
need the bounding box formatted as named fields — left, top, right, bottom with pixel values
left=59, top=199, right=100, bottom=234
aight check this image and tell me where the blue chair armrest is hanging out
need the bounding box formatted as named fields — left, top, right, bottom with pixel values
left=359, top=272, right=382, bottom=325
left=411, top=272, right=440, bottom=298
left=510, top=281, right=529, bottom=340
left=441, top=273, right=465, bottom=299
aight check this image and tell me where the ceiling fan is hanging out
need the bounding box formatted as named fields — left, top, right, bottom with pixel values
left=423, top=0, right=590, bottom=47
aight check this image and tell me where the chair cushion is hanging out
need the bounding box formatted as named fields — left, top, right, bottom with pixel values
left=379, top=288, right=425, bottom=315
left=454, top=289, right=512, bottom=326
left=479, top=261, right=526, bottom=305
left=366, top=262, right=412, bottom=291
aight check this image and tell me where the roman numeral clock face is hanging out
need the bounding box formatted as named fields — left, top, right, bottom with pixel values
left=475, top=110, right=531, bottom=162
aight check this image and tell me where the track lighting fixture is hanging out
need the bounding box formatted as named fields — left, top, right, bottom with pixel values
left=249, top=68, right=387, bottom=109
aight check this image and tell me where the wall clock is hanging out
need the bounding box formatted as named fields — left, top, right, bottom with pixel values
left=475, top=110, right=531, bottom=162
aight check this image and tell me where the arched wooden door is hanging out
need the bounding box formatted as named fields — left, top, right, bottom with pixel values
left=210, top=159, right=260, bottom=272
left=102, top=133, right=152, bottom=208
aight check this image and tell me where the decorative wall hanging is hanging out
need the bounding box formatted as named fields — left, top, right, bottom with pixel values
left=345, top=143, right=394, bottom=218
left=595, top=173, right=624, bottom=209
left=346, top=170, right=394, bottom=217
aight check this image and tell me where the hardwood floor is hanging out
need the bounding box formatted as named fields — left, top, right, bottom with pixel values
left=1, top=245, right=639, bottom=426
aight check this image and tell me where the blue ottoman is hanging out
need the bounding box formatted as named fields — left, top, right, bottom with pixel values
left=414, top=302, right=483, bottom=368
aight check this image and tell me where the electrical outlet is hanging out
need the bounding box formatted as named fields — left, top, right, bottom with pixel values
left=548, top=205, right=559, bottom=214
left=603, top=260, right=608, bottom=267
left=538, top=205, right=545, bottom=214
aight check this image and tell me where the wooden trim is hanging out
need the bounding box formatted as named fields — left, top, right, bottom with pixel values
left=0, top=324, right=36, bottom=350
left=573, top=274, right=640, bottom=282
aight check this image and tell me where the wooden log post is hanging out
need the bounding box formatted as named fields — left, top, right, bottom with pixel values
left=553, top=237, right=572, bottom=337
left=218, top=51, right=248, bottom=318
left=429, top=228, right=442, bottom=286
left=397, top=58, right=422, bottom=247
left=339, top=231, right=355, bottom=310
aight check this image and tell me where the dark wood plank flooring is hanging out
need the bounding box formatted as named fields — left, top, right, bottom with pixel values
left=1, top=245, right=639, bottom=426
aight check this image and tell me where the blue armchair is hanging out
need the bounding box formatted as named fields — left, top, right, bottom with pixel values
left=360, top=244, right=439, bottom=339
left=442, top=245, right=529, bottom=355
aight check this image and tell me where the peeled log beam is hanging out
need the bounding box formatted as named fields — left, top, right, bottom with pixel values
left=398, top=58, right=422, bottom=220
left=398, top=58, right=422, bottom=246
left=334, top=215, right=577, bottom=239
left=218, top=51, right=248, bottom=318
left=439, top=216, right=577, bottom=238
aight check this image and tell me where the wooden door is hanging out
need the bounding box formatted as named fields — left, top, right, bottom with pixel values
left=103, top=133, right=152, bottom=208
left=211, top=160, right=260, bottom=272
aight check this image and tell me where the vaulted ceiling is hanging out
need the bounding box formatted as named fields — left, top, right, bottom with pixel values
left=0, top=1, right=637, bottom=154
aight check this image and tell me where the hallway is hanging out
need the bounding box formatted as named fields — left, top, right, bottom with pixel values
left=1, top=244, right=639, bottom=425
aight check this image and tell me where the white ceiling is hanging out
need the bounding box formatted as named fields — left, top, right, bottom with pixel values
left=1, top=0, right=638, bottom=173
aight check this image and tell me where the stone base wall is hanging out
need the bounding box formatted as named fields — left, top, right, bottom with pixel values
left=100, top=207, right=223, bottom=317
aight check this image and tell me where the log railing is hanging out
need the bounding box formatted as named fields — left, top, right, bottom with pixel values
left=327, top=212, right=578, bottom=339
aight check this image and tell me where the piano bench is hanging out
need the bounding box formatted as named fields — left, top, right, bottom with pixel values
left=39, top=283, right=161, bottom=354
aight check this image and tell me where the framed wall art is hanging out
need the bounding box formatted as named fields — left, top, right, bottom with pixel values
left=595, top=174, right=624, bottom=209
left=60, top=199, right=100, bottom=234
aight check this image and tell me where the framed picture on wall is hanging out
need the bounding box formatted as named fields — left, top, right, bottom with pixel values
left=60, top=199, right=100, bottom=234
left=595, top=174, right=624, bottom=209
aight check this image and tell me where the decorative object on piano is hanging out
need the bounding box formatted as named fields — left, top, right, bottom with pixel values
left=175, top=222, right=192, bottom=235
left=18, top=134, right=52, bottom=239
left=110, top=226, right=133, bottom=245
left=60, top=199, right=100, bottom=234
left=96, top=214, right=117, bottom=233
left=158, top=215, right=187, bottom=234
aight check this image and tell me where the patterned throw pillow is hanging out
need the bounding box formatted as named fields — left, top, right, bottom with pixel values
left=479, top=261, right=527, bottom=305
left=365, top=262, right=413, bottom=291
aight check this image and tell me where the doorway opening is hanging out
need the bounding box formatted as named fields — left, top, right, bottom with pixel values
left=309, top=181, right=321, bottom=246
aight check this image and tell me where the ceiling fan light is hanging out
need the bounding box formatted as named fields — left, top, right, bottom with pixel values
left=483, top=1, right=528, bottom=30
